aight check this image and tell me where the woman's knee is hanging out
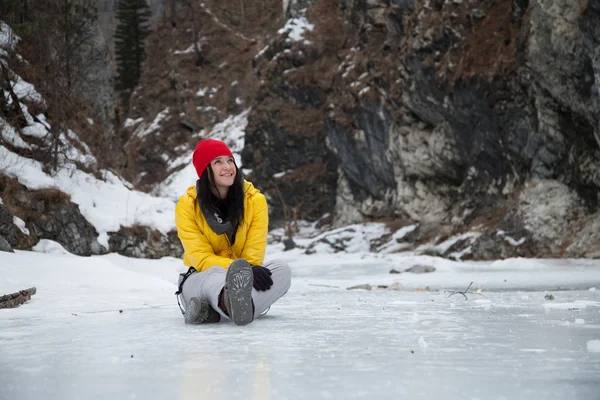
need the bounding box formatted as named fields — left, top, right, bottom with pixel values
left=267, top=260, right=291, bottom=291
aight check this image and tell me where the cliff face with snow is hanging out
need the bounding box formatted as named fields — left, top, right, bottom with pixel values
left=2, top=0, right=599, bottom=260
left=242, top=0, right=600, bottom=259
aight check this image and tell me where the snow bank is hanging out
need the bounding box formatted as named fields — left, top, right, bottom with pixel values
left=0, top=250, right=178, bottom=315
left=1, top=146, right=176, bottom=237
left=32, top=239, right=71, bottom=255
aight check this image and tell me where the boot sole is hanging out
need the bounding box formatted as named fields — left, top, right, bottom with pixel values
left=225, top=259, right=254, bottom=326
left=185, top=297, right=220, bottom=324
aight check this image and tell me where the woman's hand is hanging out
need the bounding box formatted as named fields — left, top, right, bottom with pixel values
left=252, top=266, right=273, bottom=291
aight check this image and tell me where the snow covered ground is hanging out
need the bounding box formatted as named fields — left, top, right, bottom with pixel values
left=1, top=247, right=599, bottom=400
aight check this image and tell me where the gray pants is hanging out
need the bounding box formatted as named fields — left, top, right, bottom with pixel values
left=180, top=260, right=291, bottom=321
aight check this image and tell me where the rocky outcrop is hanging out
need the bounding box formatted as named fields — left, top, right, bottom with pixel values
left=0, top=204, right=28, bottom=252
left=0, top=174, right=183, bottom=258
left=243, top=1, right=344, bottom=224
left=0, top=236, right=13, bottom=252
left=242, top=0, right=600, bottom=258
left=0, top=175, right=105, bottom=255
left=566, top=213, right=600, bottom=258
left=24, top=200, right=105, bottom=256
left=108, top=226, right=183, bottom=259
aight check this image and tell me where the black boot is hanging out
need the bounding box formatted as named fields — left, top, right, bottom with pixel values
left=220, top=259, right=254, bottom=326
left=184, top=297, right=221, bottom=324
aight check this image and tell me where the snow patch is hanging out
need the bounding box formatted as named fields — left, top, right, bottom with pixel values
left=341, top=63, right=355, bottom=78
left=12, top=216, right=29, bottom=235
left=137, top=108, right=169, bottom=138
left=504, top=236, right=526, bottom=246
left=11, top=73, right=44, bottom=103
left=21, top=120, right=47, bottom=138
left=196, top=106, right=217, bottom=112
left=497, top=230, right=526, bottom=246
left=0, top=21, right=20, bottom=49
left=65, top=129, right=96, bottom=167
left=278, top=15, right=314, bottom=42
left=255, top=45, right=269, bottom=59
left=97, top=231, right=109, bottom=250
left=305, top=223, right=390, bottom=254
left=273, top=170, right=291, bottom=178
left=173, top=42, right=200, bottom=55
left=1, top=117, right=30, bottom=149
left=377, top=224, right=417, bottom=253
left=426, top=232, right=481, bottom=255
left=124, top=117, right=143, bottom=128
left=32, top=239, right=72, bottom=255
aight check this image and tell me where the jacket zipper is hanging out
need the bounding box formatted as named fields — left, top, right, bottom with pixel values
left=224, top=234, right=233, bottom=258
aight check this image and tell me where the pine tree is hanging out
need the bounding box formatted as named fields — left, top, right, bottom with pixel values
left=114, top=0, right=151, bottom=97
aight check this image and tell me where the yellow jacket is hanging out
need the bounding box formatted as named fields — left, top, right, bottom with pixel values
left=175, top=180, right=268, bottom=272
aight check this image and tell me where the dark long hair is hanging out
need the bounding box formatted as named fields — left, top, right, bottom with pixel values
left=197, top=163, right=245, bottom=228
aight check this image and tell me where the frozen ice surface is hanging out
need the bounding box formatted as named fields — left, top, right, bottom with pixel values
left=1, top=290, right=599, bottom=400
left=588, top=340, right=600, bottom=353
left=1, top=250, right=599, bottom=400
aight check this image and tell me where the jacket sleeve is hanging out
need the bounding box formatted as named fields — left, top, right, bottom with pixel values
left=241, top=193, right=268, bottom=266
left=175, top=195, right=232, bottom=271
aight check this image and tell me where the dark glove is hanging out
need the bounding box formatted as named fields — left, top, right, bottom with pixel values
left=252, top=266, right=273, bottom=291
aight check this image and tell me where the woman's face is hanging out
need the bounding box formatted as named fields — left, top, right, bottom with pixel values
left=210, top=156, right=236, bottom=192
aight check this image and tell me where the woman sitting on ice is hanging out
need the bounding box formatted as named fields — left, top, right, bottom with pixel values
left=175, top=139, right=291, bottom=325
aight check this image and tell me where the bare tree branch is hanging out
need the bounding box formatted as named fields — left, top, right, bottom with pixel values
left=447, top=282, right=474, bottom=300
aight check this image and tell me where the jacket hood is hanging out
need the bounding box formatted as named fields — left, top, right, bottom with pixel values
left=186, top=180, right=259, bottom=199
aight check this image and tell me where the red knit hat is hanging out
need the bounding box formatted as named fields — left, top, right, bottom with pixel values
left=192, top=139, right=234, bottom=178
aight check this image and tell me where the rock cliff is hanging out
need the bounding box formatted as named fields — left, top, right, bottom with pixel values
left=242, top=0, right=600, bottom=258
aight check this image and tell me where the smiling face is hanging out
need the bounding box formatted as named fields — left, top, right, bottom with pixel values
left=209, top=155, right=237, bottom=197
